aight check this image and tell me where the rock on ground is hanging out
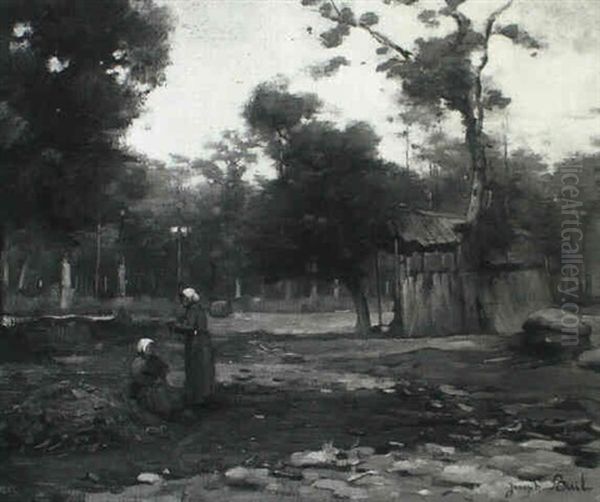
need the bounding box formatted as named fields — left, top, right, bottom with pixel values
left=312, top=479, right=368, bottom=500
left=225, top=467, right=272, bottom=488
left=137, top=472, right=164, bottom=485
left=486, top=450, right=574, bottom=480
left=578, top=348, right=600, bottom=368
left=522, top=308, right=591, bottom=338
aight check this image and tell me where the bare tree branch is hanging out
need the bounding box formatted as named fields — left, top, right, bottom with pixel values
left=475, top=0, right=513, bottom=130
left=449, top=10, right=470, bottom=48
left=362, top=24, right=413, bottom=59
left=329, top=0, right=342, bottom=17
left=478, top=0, right=514, bottom=76
left=327, top=0, right=413, bottom=60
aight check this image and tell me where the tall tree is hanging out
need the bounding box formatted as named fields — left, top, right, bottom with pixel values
left=243, top=80, right=322, bottom=179
left=244, top=84, right=425, bottom=334
left=0, top=0, right=172, bottom=310
left=301, top=0, right=541, bottom=231
left=190, top=131, right=258, bottom=298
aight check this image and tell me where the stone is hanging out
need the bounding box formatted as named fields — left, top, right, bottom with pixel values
left=209, top=300, right=232, bottom=318
left=347, top=471, right=379, bottom=483
left=137, top=472, right=163, bottom=485
left=348, top=446, right=375, bottom=458
left=361, top=454, right=395, bottom=472
left=271, top=467, right=303, bottom=481
left=71, top=388, right=89, bottom=399
left=436, top=463, right=508, bottom=487
left=423, top=443, right=456, bottom=458
left=578, top=349, right=600, bottom=368
left=543, top=417, right=591, bottom=430
left=519, top=439, right=566, bottom=451
left=439, top=385, right=468, bottom=397
left=289, top=445, right=338, bottom=467
left=522, top=308, right=591, bottom=338
left=302, top=470, right=322, bottom=482
left=487, top=450, right=573, bottom=480
left=312, top=479, right=369, bottom=499
left=224, top=467, right=271, bottom=488
left=388, top=458, right=445, bottom=476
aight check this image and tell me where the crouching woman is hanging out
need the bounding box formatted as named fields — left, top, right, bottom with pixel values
left=130, top=338, right=181, bottom=419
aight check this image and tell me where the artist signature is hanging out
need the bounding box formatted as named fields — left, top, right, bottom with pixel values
left=505, top=473, right=592, bottom=498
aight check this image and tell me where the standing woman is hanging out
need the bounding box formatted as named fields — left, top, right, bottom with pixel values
left=174, top=287, right=216, bottom=406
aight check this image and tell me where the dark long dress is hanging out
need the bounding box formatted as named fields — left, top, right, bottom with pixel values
left=175, top=303, right=215, bottom=405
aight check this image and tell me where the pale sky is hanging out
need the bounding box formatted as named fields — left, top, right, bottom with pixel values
left=126, top=0, right=600, bottom=174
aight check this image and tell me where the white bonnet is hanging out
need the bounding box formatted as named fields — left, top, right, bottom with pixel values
left=181, top=287, right=200, bottom=303
left=136, top=338, right=155, bottom=355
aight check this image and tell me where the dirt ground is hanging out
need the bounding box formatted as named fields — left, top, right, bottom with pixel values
left=2, top=312, right=600, bottom=501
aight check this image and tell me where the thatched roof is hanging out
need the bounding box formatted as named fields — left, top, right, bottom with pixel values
left=389, top=209, right=465, bottom=252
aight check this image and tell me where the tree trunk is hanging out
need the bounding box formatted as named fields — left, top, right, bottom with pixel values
left=118, top=259, right=126, bottom=297
left=235, top=277, right=242, bottom=298
left=464, top=120, right=487, bottom=226
left=260, top=279, right=265, bottom=298
left=1, top=233, right=8, bottom=299
left=60, top=256, right=73, bottom=310
left=94, top=222, right=102, bottom=298
left=389, top=237, right=404, bottom=336
left=284, top=279, right=293, bottom=300
left=18, top=256, right=29, bottom=292
left=374, top=252, right=383, bottom=327
left=332, top=279, right=340, bottom=300
left=0, top=229, right=6, bottom=313
left=209, top=261, right=217, bottom=297
left=309, top=279, right=318, bottom=303
left=345, top=278, right=371, bottom=337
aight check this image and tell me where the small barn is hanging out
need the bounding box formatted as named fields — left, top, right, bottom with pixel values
left=381, top=209, right=552, bottom=336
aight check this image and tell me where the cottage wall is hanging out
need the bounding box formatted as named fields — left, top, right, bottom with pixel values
left=383, top=251, right=552, bottom=336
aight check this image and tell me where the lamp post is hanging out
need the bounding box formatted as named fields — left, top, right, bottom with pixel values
left=117, top=209, right=127, bottom=297
left=170, top=225, right=191, bottom=295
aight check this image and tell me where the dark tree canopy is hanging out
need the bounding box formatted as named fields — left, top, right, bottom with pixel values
left=0, top=0, right=172, bottom=232
left=243, top=81, right=321, bottom=140
left=244, top=81, right=322, bottom=178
